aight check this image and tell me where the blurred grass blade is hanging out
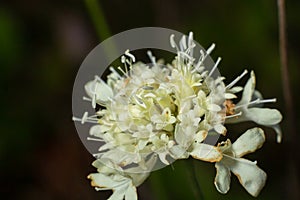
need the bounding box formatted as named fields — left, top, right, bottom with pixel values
left=85, top=0, right=111, bottom=41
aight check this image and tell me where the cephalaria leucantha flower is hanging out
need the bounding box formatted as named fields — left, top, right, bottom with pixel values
left=73, top=32, right=282, bottom=199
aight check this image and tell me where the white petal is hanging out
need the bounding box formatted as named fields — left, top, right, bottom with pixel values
left=169, top=145, right=189, bottom=159
left=232, top=127, right=265, bottom=157
left=226, top=107, right=282, bottom=126
left=225, top=93, right=237, bottom=99
left=99, top=142, right=114, bottom=151
left=92, top=159, right=123, bottom=174
left=247, top=108, right=282, bottom=126
left=137, top=140, right=148, bottom=150
left=229, top=86, right=243, bottom=93
left=174, top=124, right=194, bottom=148
left=251, top=90, right=263, bottom=107
left=208, top=104, right=221, bottom=112
left=194, top=130, right=208, bottom=143
left=101, top=149, right=137, bottom=166
left=190, top=143, right=222, bottom=162
left=158, top=151, right=170, bottom=165
left=214, top=124, right=227, bottom=135
left=125, top=184, right=138, bottom=200
left=126, top=156, right=156, bottom=186
left=85, top=79, right=113, bottom=105
left=108, top=185, right=128, bottom=200
left=87, top=173, right=128, bottom=189
left=90, top=125, right=108, bottom=137
left=223, top=157, right=267, bottom=197
left=214, top=162, right=231, bottom=194
left=238, top=71, right=255, bottom=105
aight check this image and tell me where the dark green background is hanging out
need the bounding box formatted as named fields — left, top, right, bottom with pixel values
left=0, top=0, right=299, bottom=199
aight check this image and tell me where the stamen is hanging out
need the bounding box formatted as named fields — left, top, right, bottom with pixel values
left=82, top=112, right=88, bottom=124
left=206, top=43, right=216, bottom=55
left=170, top=34, right=179, bottom=51
left=208, top=57, right=222, bottom=77
left=72, top=112, right=88, bottom=124
left=125, top=60, right=131, bottom=72
left=83, top=96, right=91, bottom=101
left=125, top=49, right=136, bottom=62
left=147, top=50, right=156, bottom=65
left=72, top=112, right=99, bottom=124
left=200, top=71, right=208, bottom=78
left=259, top=98, right=277, bottom=103
left=185, top=42, right=196, bottom=55
left=226, top=69, right=248, bottom=89
left=91, top=81, right=99, bottom=109
left=87, top=137, right=104, bottom=142
left=94, top=75, right=101, bottom=81
left=196, top=43, right=216, bottom=68
left=179, top=35, right=187, bottom=51
left=187, top=32, right=194, bottom=56
left=92, top=153, right=103, bottom=158
left=121, top=55, right=126, bottom=63
left=109, top=66, right=121, bottom=79
left=178, top=51, right=195, bottom=62
left=92, top=94, right=96, bottom=108
left=225, top=111, right=242, bottom=119
left=235, top=98, right=277, bottom=109
left=118, top=66, right=129, bottom=78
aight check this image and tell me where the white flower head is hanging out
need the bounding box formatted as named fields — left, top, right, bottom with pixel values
left=72, top=31, right=283, bottom=199
left=74, top=33, right=228, bottom=171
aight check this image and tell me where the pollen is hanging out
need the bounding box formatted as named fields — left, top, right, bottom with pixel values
left=225, top=99, right=235, bottom=116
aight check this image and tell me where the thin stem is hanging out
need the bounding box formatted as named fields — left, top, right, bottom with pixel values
left=277, top=0, right=296, bottom=139
left=277, top=1, right=300, bottom=200
left=185, top=159, right=205, bottom=200
left=84, top=0, right=111, bottom=41
left=84, top=0, right=118, bottom=63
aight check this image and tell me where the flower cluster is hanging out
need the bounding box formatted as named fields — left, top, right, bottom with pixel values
left=73, top=32, right=282, bottom=199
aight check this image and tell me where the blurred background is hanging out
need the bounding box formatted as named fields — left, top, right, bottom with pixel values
left=0, top=0, right=299, bottom=199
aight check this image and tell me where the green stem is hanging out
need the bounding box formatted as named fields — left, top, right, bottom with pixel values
left=185, top=159, right=205, bottom=200
left=84, top=0, right=118, bottom=64
left=149, top=172, right=169, bottom=200
left=84, top=0, right=111, bottom=41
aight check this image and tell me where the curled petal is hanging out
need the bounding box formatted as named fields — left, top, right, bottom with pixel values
left=190, top=143, right=222, bottom=162
left=214, top=162, right=231, bottom=194
left=88, top=173, right=129, bottom=190
left=232, top=127, right=265, bottom=157
left=88, top=173, right=139, bottom=200
left=222, top=156, right=267, bottom=197
left=247, top=108, right=282, bottom=126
